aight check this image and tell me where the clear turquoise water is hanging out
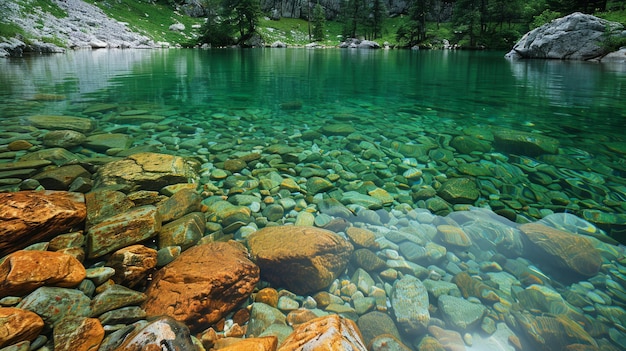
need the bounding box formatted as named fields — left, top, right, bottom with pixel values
left=1, top=48, right=625, bottom=225
left=3, top=48, right=626, bottom=350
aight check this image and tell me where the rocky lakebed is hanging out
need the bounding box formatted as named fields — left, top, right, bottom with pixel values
left=1, top=92, right=626, bottom=351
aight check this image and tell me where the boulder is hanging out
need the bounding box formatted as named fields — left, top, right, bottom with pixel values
left=142, top=242, right=259, bottom=332
left=601, top=47, right=626, bottom=63
left=519, top=222, right=602, bottom=277
left=93, top=152, right=198, bottom=191
left=0, top=191, right=86, bottom=257
left=247, top=226, right=353, bottom=295
left=277, top=315, right=368, bottom=351
left=0, top=251, right=86, bottom=298
left=506, top=12, right=625, bottom=60
left=0, top=307, right=44, bottom=348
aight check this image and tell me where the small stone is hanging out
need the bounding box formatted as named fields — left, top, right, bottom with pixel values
left=42, top=130, right=86, bottom=148
left=346, top=227, right=379, bottom=249
left=277, top=296, right=300, bottom=311
left=255, top=288, right=279, bottom=308
left=90, top=284, right=147, bottom=317
left=27, top=115, right=94, bottom=133
left=107, top=245, right=158, bottom=289
left=7, top=140, right=33, bottom=151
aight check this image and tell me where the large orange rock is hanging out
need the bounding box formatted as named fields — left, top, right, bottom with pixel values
left=247, top=226, right=353, bottom=295
left=142, top=241, right=259, bottom=332
left=0, top=307, right=44, bottom=348
left=277, top=315, right=367, bottom=351
left=519, top=223, right=602, bottom=277
left=0, top=191, right=86, bottom=256
left=0, top=250, right=86, bottom=298
left=217, top=336, right=278, bottom=351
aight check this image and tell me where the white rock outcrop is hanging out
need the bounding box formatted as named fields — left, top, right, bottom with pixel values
left=506, top=12, right=625, bottom=61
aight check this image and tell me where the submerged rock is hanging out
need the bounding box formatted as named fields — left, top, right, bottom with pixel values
left=519, top=223, right=602, bottom=278
left=391, top=274, right=430, bottom=335
left=142, top=241, right=259, bottom=332
left=0, top=191, right=86, bottom=256
left=277, top=315, right=368, bottom=351
left=247, top=226, right=353, bottom=295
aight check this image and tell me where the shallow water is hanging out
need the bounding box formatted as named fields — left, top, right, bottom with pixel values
left=2, top=49, right=625, bottom=222
left=2, top=48, right=626, bottom=350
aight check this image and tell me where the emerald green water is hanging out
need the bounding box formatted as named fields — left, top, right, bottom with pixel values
left=1, top=48, right=625, bottom=229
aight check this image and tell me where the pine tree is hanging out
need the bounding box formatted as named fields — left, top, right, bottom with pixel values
left=312, top=3, right=326, bottom=41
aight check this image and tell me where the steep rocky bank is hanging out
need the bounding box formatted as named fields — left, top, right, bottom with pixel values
left=0, top=0, right=155, bottom=57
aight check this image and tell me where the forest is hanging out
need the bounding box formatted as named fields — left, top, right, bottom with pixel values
left=195, top=0, right=626, bottom=48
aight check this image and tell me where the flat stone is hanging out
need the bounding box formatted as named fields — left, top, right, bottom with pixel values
left=26, top=115, right=94, bottom=133
left=85, top=188, right=134, bottom=229
left=320, top=123, right=356, bottom=136
left=53, top=317, right=104, bottom=351
left=20, top=149, right=81, bottom=168
left=0, top=250, right=85, bottom=298
left=83, top=133, right=132, bottom=152
left=0, top=307, right=44, bottom=348
left=32, top=164, right=91, bottom=190
left=17, top=287, right=91, bottom=326
left=94, top=152, right=198, bottom=191
left=519, top=223, right=602, bottom=277
left=492, top=128, right=559, bottom=156
left=346, top=227, right=378, bottom=249
left=86, top=205, right=161, bottom=259
left=437, top=225, right=473, bottom=248
left=0, top=191, right=86, bottom=257
left=142, top=242, right=259, bottom=332
left=391, top=274, right=430, bottom=334
left=42, top=130, right=86, bottom=148
left=341, top=191, right=383, bottom=210
left=90, top=284, right=146, bottom=317
left=438, top=295, right=487, bottom=331
left=247, top=226, right=353, bottom=295
left=306, top=176, right=334, bottom=195
left=438, top=178, right=479, bottom=204
left=278, top=315, right=367, bottom=351
left=156, top=188, right=203, bottom=223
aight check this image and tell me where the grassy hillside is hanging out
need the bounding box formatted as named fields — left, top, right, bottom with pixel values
left=1, top=0, right=624, bottom=49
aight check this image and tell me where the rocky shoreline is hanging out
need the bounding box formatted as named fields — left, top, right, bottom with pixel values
left=0, top=0, right=156, bottom=58
left=1, top=91, right=626, bottom=350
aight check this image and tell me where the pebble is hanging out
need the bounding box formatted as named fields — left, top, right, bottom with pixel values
left=1, top=92, right=626, bottom=351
